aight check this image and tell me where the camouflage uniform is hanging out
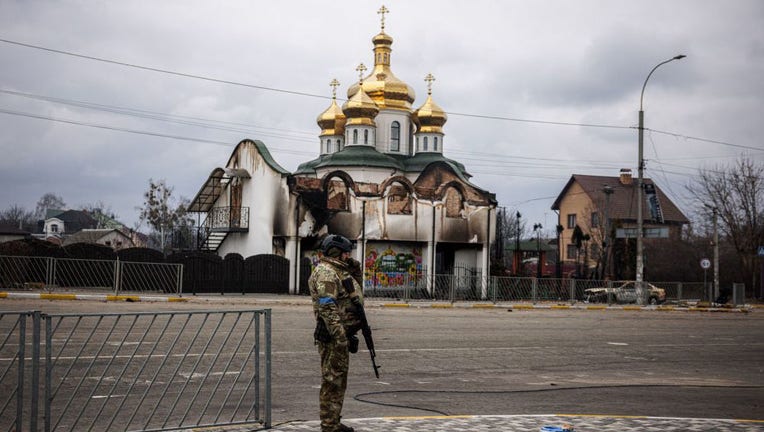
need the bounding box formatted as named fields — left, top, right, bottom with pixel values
left=309, top=256, right=363, bottom=432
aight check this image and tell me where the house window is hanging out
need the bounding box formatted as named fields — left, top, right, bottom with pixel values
left=51, top=224, right=58, bottom=233
left=423, top=137, right=428, bottom=151
left=567, top=244, right=577, bottom=260
left=591, top=212, right=600, bottom=228
left=433, top=136, right=438, bottom=151
left=353, top=129, right=358, bottom=144
left=567, top=214, right=576, bottom=229
left=390, top=121, right=400, bottom=151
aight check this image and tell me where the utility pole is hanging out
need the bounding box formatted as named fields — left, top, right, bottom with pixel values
left=533, top=223, right=543, bottom=278
left=713, top=207, right=719, bottom=300
left=602, top=185, right=614, bottom=279
left=515, top=211, right=522, bottom=275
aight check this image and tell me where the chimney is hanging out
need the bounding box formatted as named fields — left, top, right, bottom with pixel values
left=619, top=168, right=633, bottom=185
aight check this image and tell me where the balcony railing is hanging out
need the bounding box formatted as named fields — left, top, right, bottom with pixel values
left=198, top=206, right=249, bottom=251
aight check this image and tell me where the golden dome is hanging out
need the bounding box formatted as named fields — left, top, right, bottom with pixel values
left=317, top=79, right=346, bottom=136
left=413, top=74, right=447, bottom=133
left=347, top=30, right=416, bottom=112
left=343, top=64, right=379, bottom=127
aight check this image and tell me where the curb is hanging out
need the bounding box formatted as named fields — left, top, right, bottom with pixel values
left=377, top=302, right=753, bottom=313
left=0, top=291, right=187, bottom=302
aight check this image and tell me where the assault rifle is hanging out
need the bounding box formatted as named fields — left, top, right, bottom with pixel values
left=352, top=296, right=380, bottom=378
left=343, top=277, right=380, bottom=378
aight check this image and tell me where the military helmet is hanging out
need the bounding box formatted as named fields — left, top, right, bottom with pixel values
left=321, top=234, right=352, bottom=254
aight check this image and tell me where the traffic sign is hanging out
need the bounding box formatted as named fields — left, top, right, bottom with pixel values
left=700, top=258, right=711, bottom=269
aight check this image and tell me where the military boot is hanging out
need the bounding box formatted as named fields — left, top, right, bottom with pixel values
left=336, top=424, right=355, bottom=432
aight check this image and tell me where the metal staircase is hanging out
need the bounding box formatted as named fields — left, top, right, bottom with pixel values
left=197, top=206, right=249, bottom=252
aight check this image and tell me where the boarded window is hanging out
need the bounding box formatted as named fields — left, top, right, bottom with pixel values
left=327, top=179, right=349, bottom=211
left=387, top=184, right=412, bottom=215
left=444, top=187, right=464, bottom=218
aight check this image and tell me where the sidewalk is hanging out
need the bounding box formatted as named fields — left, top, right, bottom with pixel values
left=192, top=414, right=764, bottom=431
left=1, top=290, right=758, bottom=313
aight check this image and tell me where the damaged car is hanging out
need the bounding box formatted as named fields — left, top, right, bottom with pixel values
left=584, top=281, right=666, bottom=305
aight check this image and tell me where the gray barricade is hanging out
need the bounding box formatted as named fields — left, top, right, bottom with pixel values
left=0, top=309, right=271, bottom=431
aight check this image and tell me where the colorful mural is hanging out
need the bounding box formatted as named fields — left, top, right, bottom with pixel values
left=364, top=243, right=423, bottom=289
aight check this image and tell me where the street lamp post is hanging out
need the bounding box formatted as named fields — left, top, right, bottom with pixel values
left=636, top=54, right=685, bottom=304
left=533, top=223, right=543, bottom=278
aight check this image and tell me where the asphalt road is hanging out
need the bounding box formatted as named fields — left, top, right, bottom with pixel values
left=1, top=296, right=762, bottom=427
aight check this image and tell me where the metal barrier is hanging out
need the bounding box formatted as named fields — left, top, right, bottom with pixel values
left=363, top=275, right=712, bottom=304
left=0, top=256, right=183, bottom=295
left=0, top=309, right=271, bottom=431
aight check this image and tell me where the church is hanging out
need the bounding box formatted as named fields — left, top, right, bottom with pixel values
left=188, top=6, right=497, bottom=295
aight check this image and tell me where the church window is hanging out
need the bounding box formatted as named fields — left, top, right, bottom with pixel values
left=337, top=139, right=342, bottom=151
left=423, top=137, right=428, bottom=151
left=445, top=187, right=464, bottom=218
left=434, top=137, right=439, bottom=151
left=387, top=183, right=412, bottom=215
left=353, top=129, right=358, bottom=144
left=391, top=121, right=400, bottom=151
left=364, top=129, right=369, bottom=144
left=327, top=179, right=349, bottom=211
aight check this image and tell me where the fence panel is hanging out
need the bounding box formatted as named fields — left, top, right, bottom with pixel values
left=0, top=255, right=50, bottom=290
left=0, top=256, right=183, bottom=295
left=0, top=311, right=42, bottom=432
left=42, top=310, right=271, bottom=431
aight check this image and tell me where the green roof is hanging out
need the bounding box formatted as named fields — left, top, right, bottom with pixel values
left=313, top=146, right=405, bottom=171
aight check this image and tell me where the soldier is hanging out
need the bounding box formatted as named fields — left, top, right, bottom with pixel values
left=309, top=234, right=364, bottom=432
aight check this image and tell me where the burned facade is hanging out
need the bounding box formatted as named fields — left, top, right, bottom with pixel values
left=188, top=8, right=497, bottom=294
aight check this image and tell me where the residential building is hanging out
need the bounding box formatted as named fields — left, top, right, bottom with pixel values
left=62, top=229, right=134, bottom=250
left=551, top=169, right=689, bottom=279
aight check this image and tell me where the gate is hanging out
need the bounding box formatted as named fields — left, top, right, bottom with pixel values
left=0, top=310, right=271, bottom=431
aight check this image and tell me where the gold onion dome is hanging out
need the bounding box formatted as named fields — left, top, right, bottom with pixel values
left=343, top=64, right=379, bottom=127
left=347, top=7, right=415, bottom=111
left=413, top=73, right=447, bottom=133
left=317, top=79, right=346, bottom=136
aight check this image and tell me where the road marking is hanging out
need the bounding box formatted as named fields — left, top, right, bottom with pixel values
left=607, top=342, right=629, bottom=346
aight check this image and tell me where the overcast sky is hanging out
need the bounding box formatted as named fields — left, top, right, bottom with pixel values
left=1, top=0, right=762, bottom=235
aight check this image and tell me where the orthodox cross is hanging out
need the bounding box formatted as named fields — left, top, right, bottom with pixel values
left=329, top=78, right=340, bottom=99
left=377, top=5, right=389, bottom=31
left=356, top=63, right=367, bottom=84
left=424, top=73, right=435, bottom=95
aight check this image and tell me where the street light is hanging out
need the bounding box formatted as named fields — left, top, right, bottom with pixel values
left=533, top=223, right=543, bottom=278
left=636, top=54, right=685, bottom=303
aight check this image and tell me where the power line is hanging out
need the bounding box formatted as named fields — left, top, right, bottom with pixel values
left=0, top=108, right=316, bottom=156
left=0, top=37, right=331, bottom=101
left=0, top=36, right=729, bottom=139
left=648, top=128, right=763, bottom=152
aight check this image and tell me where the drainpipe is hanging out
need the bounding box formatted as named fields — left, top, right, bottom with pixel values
left=293, top=196, right=301, bottom=295
left=361, top=200, right=366, bottom=290
left=430, top=202, right=437, bottom=296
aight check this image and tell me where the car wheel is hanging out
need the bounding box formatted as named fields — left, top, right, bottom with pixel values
left=648, top=296, right=658, bottom=305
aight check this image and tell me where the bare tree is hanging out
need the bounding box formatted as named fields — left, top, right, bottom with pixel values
left=137, top=179, right=193, bottom=253
left=80, top=201, right=120, bottom=228
left=34, top=193, right=66, bottom=220
left=687, top=157, right=764, bottom=294
left=0, top=204, right=36, bottom=231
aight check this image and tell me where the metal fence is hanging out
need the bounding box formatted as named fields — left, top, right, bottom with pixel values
left=0, top=255, right=183, bottom=295
left=363, top=274, right=710, bottom=304
left=0, top=309, right=272, bottom=431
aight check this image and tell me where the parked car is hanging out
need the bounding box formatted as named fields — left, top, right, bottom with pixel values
left=584, top=281, right=666, bottom=305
